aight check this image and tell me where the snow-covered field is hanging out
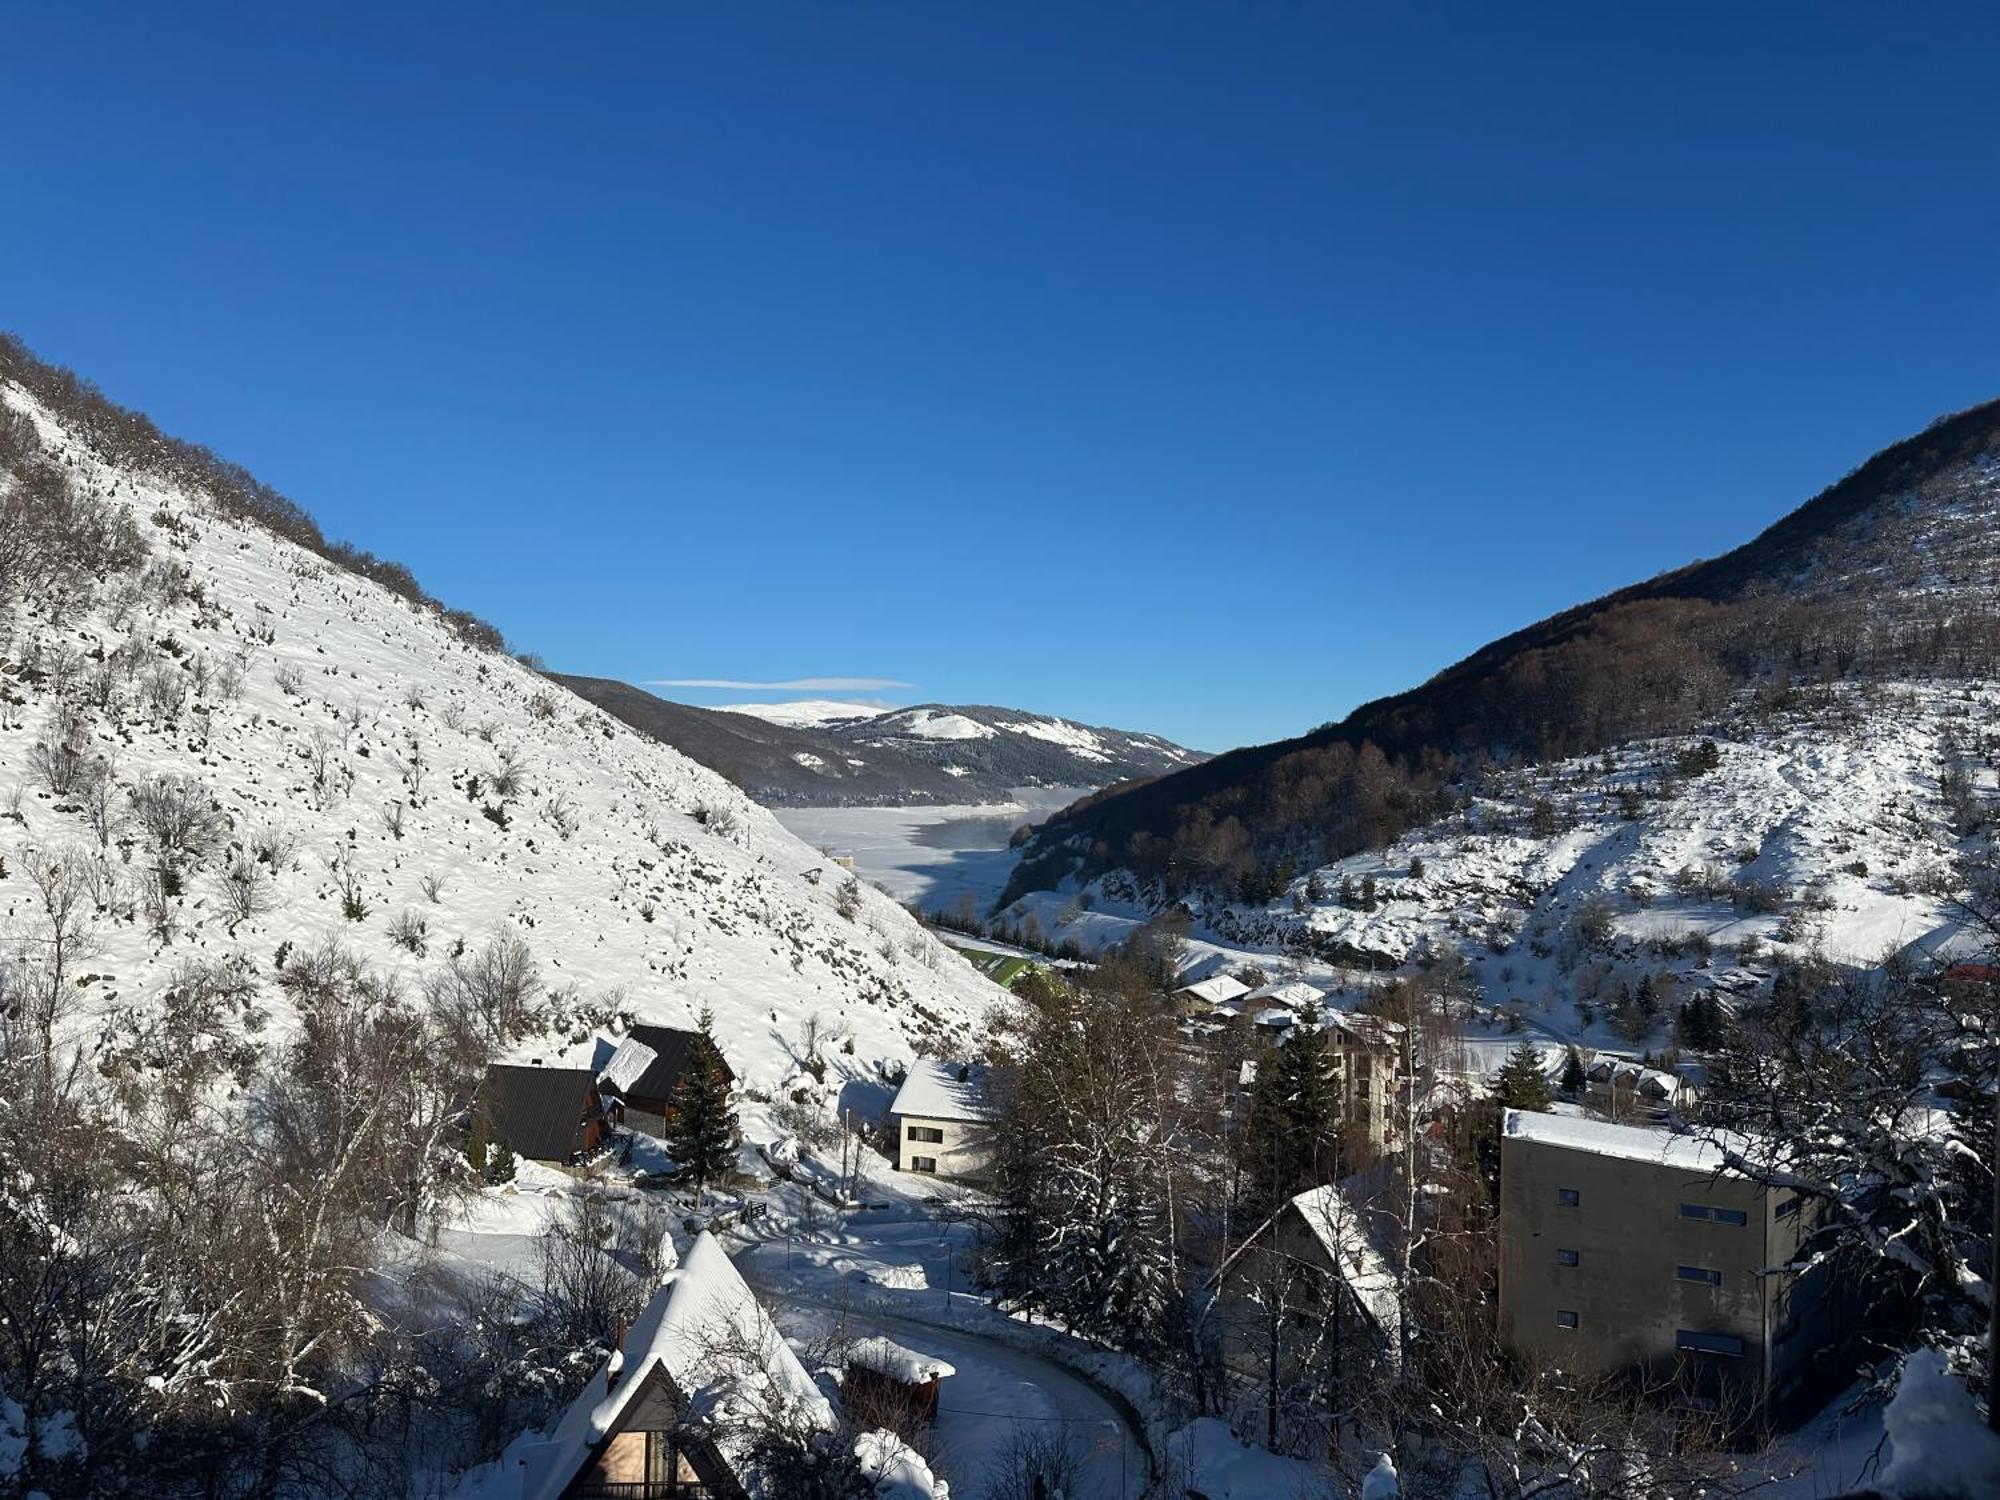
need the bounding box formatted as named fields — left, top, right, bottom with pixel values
left=0, top=379, right=1002, bottom=1107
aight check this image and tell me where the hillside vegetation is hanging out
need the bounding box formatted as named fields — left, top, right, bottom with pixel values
left=1006, top=397, right=2000, bottom=907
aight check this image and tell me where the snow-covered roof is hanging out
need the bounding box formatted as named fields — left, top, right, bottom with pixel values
left=598, top=1036, right=659, bottom=1095
left=1584, top=1057, right=1692, bottom=1098
left=1323, top=1011, right=1407, bottom=1048
left=847, top=1336, right=956, bottom=1384
left=1177, top=974, right=1252, bottom=1006
left=1288, top=1183, right=1403, bottom=1357
left=1244, top=979, right=1324, bottom=1009
left=1502, top=1108, right=1742, bottom=1177
left=475, top=1233, right=831, bottom=1500
left=1252, top=1006, right=1297, bottom=1028
left=889, top=1060, right=994, bottom=1123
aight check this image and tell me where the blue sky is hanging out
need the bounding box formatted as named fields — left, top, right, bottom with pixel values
left=6, top=4, right=1998, bottom=751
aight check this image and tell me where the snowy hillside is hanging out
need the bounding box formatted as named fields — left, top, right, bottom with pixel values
left=0, top=379, right=1000, bottom=1101
left=719, top=698, right=887, bottom=728
left=999, top=681, right=1996, bottom=1048
left=824, top=701, right=1205, bottom=795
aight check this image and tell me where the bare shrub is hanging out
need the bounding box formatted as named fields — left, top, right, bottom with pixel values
left=27, top=703, right=90, bottom=795
left=387, top=909, right=429, bottom=956
left=541, top=790, right=579, bottom=840
left=380, top=799, right=407, bottom=841
left=489, top=749, right=526, bottom=800
left=213, top=854, right=273, bottom=930
left=418, top=871, right=447, bottom=903
left=695, top=802, right=741, bottom=840
left=141, top=661, right=187, bottom=717
left=426, top=932, right=543, bottom=1043
left=327, top=849, right=370, bottom=922
left=131, top=775, right=229, bottom=870
left=274, top=661, right=305, bottom=696
left=527, top=689, right=559, bottom=722
left=251, top=825, right=298, bottom=872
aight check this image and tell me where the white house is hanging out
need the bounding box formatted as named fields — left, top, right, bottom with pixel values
left=1175, top=973, right=1253, bottom=1009
left=888, top=1060, right=995, bottom=1180
left=1244, top=979, right=1327, bottom=1012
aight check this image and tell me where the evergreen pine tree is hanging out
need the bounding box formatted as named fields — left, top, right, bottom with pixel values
left=1493, top=1039, right=1552, bottom=1112
left=665, top=1008, right=740, bottom=1205
left=1559, top=1045, right=1587, bottom=1096
left=488, top=1138, right=517, bottom=1185
left=1242, top=1006, right=1344, bottom=1213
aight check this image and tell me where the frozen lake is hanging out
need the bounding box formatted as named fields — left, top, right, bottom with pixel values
left=774, top=787, right=1088, bottom=914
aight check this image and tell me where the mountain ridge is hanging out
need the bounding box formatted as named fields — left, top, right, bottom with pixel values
left=1006, top=395, right=2000, bottom=906
left=560, top=679, right=1205, bottom=806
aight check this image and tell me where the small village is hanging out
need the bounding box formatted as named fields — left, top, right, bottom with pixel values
left=433, top=940, right=1965, bottom=1500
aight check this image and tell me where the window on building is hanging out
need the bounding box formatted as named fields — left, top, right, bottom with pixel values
left=905, top=1125, right=945, bottom=1144
left=1679, top=1202, right=1748, bottom=1226
left=1556, top=1310, right=1579, bottom=1329
left=1556, top=1248, right=1579, bottom=1267
left=910, top=1156, right=938, bottom=1173
left=1676, top=1265, right=1723, bottom=1286
left=1775, top=1194, right=1801, bottom=1219
left=1676, top=1330, right=1745, bottom=1357
left=1557, top=1188, right=1581, bottom=1208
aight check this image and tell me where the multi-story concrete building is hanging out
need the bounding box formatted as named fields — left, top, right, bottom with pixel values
left=1498, top=1109, right=1855, bottom=1431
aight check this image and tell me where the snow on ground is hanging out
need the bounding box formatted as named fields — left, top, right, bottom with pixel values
left=995, top=716, right=1112, bottom=762
left=738, top=1207, right=1148, bottom=1500
left=1164, top=1418, right=1333, bottom=1499
left=880, top=709, right=997, bottom=741
left=717, top=699, right=895, bottom=728
left=998, top=683, right=1994, bottom=1062
left=0, top=380, right=1002, bottom=1111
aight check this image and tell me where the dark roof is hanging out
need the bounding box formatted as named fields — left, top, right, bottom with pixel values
left=483, top=1064, right=598, bottom=1161
left=624, top=1023, right=734, bottom=1100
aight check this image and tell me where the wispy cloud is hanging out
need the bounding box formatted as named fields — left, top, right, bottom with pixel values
left=643, top=675, right=915, bottom=693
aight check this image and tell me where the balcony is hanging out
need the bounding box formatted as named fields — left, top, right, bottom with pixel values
left=578, top=1484, right=720, bottom=1500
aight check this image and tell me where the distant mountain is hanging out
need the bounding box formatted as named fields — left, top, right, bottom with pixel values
left=1004, top=395, right=2000, bottom=906
left=817, top=703, right=1205, bottom=794
left=716, top=698, right=887, bottom=729
left=559, top=684, right=1205, bottom=806
left=553, top=677, right=976, bottom=806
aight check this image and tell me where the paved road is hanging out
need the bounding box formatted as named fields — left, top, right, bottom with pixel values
left=740, top=1243, right=1149, bottom=1500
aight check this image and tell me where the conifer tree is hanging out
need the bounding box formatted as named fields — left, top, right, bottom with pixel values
left=665, top=1008, right=739, bottom=1205
left=1559, top=1045, right=1587, bottom=1097
left=1242, top=1005, right=1343, bottom=1213
left=1492, top=1039, right=1552, bottom=1112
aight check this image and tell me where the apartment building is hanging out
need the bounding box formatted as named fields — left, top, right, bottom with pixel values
left=1498, top=1109, right=1854, bottom=1430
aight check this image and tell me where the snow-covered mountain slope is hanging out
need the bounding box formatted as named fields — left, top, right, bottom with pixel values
left=554, top=675, right=976, bottom=807
left=575, top=686, right=1208, bottom=806
left=998, top=681, right=1996, bottom=1046
left=718, top=699, right=887, bottom=728
left=1004, top=395, right=2000, bottom=908
left=0, top=380, right=1000, bottom=1097
left=824, top=701, right=1205, bottom=794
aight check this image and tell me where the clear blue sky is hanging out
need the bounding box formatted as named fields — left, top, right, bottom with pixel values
left=7, top=4, right=1998, bottom=751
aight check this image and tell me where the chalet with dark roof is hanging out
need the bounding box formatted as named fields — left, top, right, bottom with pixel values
left=597, top=1024, right=735, bottom=1138
left=481, top=1063, right=616, bottom=1167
